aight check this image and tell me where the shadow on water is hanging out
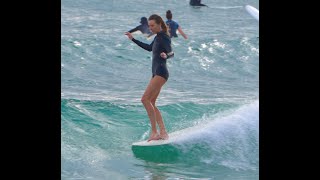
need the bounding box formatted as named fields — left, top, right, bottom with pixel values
left=132, top=144, right=180, bottom=163
left=131, top=143, right=248, bottom=179
left=132, top=142, right=216, bottom=164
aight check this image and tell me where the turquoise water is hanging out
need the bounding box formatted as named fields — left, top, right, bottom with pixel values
left=62, top=0, right=259, bottom=179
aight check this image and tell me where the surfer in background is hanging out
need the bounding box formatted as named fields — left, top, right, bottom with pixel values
left=128, top=17, right=152, bottom=36
left=165, top=10, right=188, bottom=39
left=125, top=14, right=173, bottom=141
left=189, top=0, right=207, bottom=7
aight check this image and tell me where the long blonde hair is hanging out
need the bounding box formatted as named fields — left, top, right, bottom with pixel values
left=148, top=14, right=169, bottom=36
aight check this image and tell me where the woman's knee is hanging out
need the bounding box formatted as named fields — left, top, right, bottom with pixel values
left=141, top=96, right=151, bottom=104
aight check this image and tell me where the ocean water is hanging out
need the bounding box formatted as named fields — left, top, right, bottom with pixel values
left=61, top=0, right=259, bottom=179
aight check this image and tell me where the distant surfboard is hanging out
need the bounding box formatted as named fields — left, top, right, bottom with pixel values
left=245, top=5, right=259, bottom=21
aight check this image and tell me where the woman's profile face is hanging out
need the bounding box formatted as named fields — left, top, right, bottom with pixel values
left=148, top=20, right=160, bottom=33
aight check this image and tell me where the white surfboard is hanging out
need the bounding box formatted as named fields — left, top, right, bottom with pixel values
left=245, top=5, right=259, bottom=22
left=131, top=31, right=154, bottom=40
left=132, top=127, right=192, bottom=147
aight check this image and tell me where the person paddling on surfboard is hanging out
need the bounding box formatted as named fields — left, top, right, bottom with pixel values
left=189, top=0, right=207, bottom=7
left=128, top=17, right=152, bottom=36
left=125, top=14, right=173, bottom=141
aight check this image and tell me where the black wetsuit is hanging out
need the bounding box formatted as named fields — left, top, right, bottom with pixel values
left=128, top=24, right=151, bottom=35
left=132, top=31, right=174, bottom=81
left=189, top=0, right=207, bottom=6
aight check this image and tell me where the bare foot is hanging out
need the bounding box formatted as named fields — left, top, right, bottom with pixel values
left=147, top=133, right=160, bottom=142
left=159, top=132, right=169, bottom=140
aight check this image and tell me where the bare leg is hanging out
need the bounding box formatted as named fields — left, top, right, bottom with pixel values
left=141, top=76, right=167, bottom=141
left=151, top=83, right=169, bottom=140
left=154, top=106, right=169, bottom=139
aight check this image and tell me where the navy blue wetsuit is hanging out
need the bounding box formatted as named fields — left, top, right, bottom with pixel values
left=132, top=31, right=174, bottom=81
left=166, top=20, right=179, bottom=38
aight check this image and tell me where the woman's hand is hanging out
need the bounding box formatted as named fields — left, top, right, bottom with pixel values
left=125, top=32, right=133, bottom=40
left=160, top=52, right=167, bottom=59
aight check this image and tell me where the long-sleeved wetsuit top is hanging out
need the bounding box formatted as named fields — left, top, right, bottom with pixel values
left=128, top=24, right=151, bottom=35
left=131, top=31, right=174, bottom=81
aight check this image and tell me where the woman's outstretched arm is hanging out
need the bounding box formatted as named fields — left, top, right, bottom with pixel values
left=125, top=32, right=154, bottom=52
